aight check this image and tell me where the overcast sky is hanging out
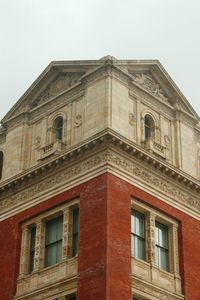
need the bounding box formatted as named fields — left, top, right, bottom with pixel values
left=0, top=0, right=200, bottom=121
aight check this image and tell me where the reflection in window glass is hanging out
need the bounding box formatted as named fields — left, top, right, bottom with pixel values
left=155, top=222, right=169, bottom=271
left=45, top=216, right=63, bottom=267
left=131, top=210, right=145, bottom=260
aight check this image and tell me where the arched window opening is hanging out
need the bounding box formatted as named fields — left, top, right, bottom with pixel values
left=144, top=115, right=155, bottom=140
left=53, top=117, right=64, bottom=141
left=0, top=151, right=3, bottom=180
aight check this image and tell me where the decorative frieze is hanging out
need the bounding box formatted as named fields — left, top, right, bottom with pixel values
left=0, top=144, right=199, bottom=220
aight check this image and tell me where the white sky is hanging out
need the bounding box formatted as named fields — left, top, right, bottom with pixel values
left=0, top=0, right=200, bottom=121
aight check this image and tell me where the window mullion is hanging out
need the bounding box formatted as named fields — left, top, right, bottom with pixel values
left=62, top=207, right=72, bottom=259
left=146, top=211, right=156, bottom=264
left=19, top=226, right=30, bottom=277
left=34, top=220, right=45, bottom=271
left=170, top=223, right=179, bottom=275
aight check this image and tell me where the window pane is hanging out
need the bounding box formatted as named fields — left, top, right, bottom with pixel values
left=45, top=216, right=63, bottom=267
left=72, top=208, right=79, bottom=256
left=45, top=244, right=57, bottom=266
left=156, top=222, right=168, bottom=249
left=156, top=246, right=169, bottom=271
left=46, top=220, right=57, bottom=244
left=132, top=235, right=145, bottom=260
left=160, top=248, right=168, bottom=271
left=131, top=210, right=144, bottom=237
left=29, top=226, right=36, bottom=273
left=131, top=210, right=145, bottom=261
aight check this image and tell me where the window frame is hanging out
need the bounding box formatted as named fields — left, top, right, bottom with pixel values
left=155, top=221, right=169, bottom=271
left=144, top=114, right=155, bottom=140
left=53, top=116, right=64, bottom=141
left=131, top=198, right=179, bottom=275
left=131, top=209, right=145, bottom=261
left=44, top=215, right=63, bottom=267
left=19, top=199, right=79, bottom=276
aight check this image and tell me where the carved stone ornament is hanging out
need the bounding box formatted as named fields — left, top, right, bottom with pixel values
left=74, top=114, right=82, bottom=128
left=0, top=149, right=199, bottom=217
left=131, top=72, right=169, bottom=102
left=31, top=72, right=84, bottom=109
left=164, top=135, right=171, bottom=145
left=34, top=136, right=41, bottom=148
left=128, top=113, right=135, bottom=126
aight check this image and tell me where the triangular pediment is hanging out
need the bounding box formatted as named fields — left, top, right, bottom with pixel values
left=30, top=71, right=85, bottom=109
left=129, top=71, right=170, bottom=103
left=2, top=61, right=102, bottom=122
left=118, top=61, right=199, bottom=120
left=2, top=57, right=199, bottom=124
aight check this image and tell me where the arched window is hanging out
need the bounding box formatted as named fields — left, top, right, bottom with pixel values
left=0, top=151, right=3, bottom=180
left=53, top=117, right=64, bottom=141
left=144, top=115, right=155, bottom=140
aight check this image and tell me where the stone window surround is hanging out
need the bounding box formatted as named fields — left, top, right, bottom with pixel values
left=47, top=111, right=67, bottom=145
left=18, top=198, right=79, bottom=278
left=131, top=198, right=183, bottom=299
left=141, top=110, right=160, bottom=143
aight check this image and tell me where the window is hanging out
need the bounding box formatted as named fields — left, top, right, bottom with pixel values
left=0, top=151, right=3, bottom=180
left=45, top=216, right=63, bottom=267
left=144, top=114, right=155, bottom=140
left=72, top=208, right=79, bottom=256
left=155, top=222, right=169, bottom=271
left=131, top=199, right=179, bottom=274
left=53, top=116, right=64, bottom=141
left=131, top=199, right=182, bottom=299
left=29, top=226, right=36, bottom=273
left=19, top=201, right=79, bottom=276
left=131, top=210, right=145, bottom=260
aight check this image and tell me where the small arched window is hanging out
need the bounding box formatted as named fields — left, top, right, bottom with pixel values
left=144, top=115, right=155, bottom=140
left=53, top=117, right=64, bottom=141
left=0, top=151, right=3, bottom=180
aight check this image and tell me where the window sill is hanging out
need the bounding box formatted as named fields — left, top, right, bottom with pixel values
left=16, top=256, right=78, bottom=298
left=131, top=257, right=182, bottom=297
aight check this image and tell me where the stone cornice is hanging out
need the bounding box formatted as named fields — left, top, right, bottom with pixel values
left=0, top=129, right=199, bottom=196
left=0, top=130, right=200, bottom=221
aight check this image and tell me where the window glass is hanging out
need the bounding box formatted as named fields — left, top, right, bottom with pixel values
left=131, top=210, right=145, bottom=260
left=53, top=117, right=63, bottom=141
left=45, top=216, right=63, bottom=267
left=72, top=208, right=79, bottom=256
left=144, top=115, right=155, bottom=140
left=155, top=222, right=169, bottom=271
left=29, top=226, right=36, bottom=273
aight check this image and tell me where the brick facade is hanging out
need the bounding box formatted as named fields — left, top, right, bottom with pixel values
left=0, top=173, right=199, bottom=299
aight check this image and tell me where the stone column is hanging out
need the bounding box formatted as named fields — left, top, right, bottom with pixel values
left=18, top=226, right=30, bottom=277
left=146, top=212, right=156, bottom=265
left=33, top=220, right=45, bottom=271
left=62, top=207, right=72, bottom=259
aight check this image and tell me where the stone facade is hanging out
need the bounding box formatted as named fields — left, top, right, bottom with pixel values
left=0, top=56, right=199, bottom=300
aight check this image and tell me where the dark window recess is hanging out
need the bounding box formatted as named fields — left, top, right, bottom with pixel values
left=72, top=208, right=79, bottom=256
left=45, top=216, right=63, bottom=267
left=53, top=117, right=64, bottom=141
left=29, top=226, right=36, bottom=273
left=144, top=115, right=155, bottom=140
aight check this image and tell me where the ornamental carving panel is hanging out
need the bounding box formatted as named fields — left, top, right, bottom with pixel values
left=31, top=72, right=84, bottom=109
left=131, top=72, right=169, bottom=102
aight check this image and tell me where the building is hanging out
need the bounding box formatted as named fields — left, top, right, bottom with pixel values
left=0, top=56, right=200, bottom=300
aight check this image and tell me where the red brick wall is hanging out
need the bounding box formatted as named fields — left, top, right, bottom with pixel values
left=0, top=173, right=199, bottom=300
left=106, top=173, right=200, bottom=300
